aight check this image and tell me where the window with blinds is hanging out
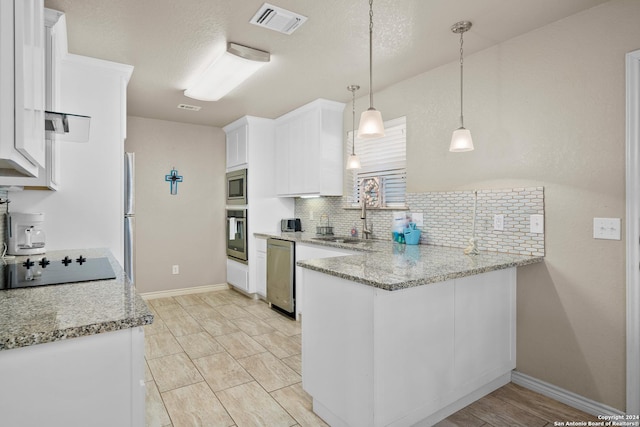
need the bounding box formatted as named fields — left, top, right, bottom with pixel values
left=346, top=116, right=407, bottom=207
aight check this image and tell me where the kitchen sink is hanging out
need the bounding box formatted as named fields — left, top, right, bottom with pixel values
left=311, top=236, right=365, bottom=244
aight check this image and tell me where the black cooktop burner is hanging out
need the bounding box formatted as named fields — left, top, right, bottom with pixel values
left=2, top=256, right=116, bottom=290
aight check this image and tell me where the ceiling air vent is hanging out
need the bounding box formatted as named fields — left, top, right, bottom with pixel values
left=250, top=3, right=307, bottom=35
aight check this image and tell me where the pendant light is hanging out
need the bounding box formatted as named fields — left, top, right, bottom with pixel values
left=347, top=85, right=362, bottom=170
left=449, top=21, right=474, bottom=152
left=357, top=0, right=385, bottom=139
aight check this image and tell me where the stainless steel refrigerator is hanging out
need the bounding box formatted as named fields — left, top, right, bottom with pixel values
left=124, top=152, right=135, bottom=284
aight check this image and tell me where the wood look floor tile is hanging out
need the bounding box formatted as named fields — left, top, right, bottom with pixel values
left=145, top=380, right=172, bottom=427
left=237, top=352, right=301, bottom=392
left=148, top=297, right=177, bottom=308
left=434, top=405, right=487, bottom=427
left=145, top=360, right=153, bottom=382
left=243, top=303, right=281, bottom=320
left=194, top=352, right=253, bottom=392
left=147, top=353, right=204, bottom=393
left=182, top=303, right=222, bottom=320
left=145, top=332, right=183, bottom=360
left=155, top=304, right=191, bottom=320
left=231, top=316, right=276, bottom=336
left=199, top=316, right=241, bottom=337
left=271, top=383, right=329, bottom=427
left=253, top=331, right=301, bottom=359
left=176, top=332, right=225, bottom=359
left=163, top=315, right=203, bottom=337
left=144, top=317, right=169, bottom=336
left=199, top=291, right=235, bottom=307
left=491, top=383, right=599, bottom=422
left=280, top=354, right=302, bottom=376
left=216, top=304, right=253, bottom=320
left=216, top=332, right=268, bottom=359
left=161, top=381, right=234, bottom=427
left=265, top=316, right=301, bottom=337
left=466, top=394, right=547, bottom=427
left=173, top=294, right=205, bottom=307
left=216, top=381, right=296, bottom=427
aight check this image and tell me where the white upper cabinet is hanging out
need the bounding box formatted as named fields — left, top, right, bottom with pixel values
left=0, top=7, right=63, bottom=189
left=275, top=99, right=345, bottom=197
left=0, top=0, right=46, bottom=177
left=226, top=123, right=248, bottom=170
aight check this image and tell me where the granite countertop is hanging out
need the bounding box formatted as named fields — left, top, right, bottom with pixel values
left=0, top=248, right=153, bottom=351
left=255, top=231, right=543, bottom=291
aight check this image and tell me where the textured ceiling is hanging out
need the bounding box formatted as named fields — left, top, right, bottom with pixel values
left=44, top=0, right=608, bottom=128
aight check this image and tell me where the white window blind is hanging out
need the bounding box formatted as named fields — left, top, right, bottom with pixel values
left=346, top=116, right=407, bottom=207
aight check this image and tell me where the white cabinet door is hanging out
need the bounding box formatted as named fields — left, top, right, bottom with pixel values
left=275, top=122, right=290, bottom=195
left=14, top=0, right=45, bottom=169
left=0, top=0, right=41, bottom=177
left=226, top=124, right=248, bottom=170
left=227, top=258, right=249, bottom=292
left=274, top=99, right=344, bottom=197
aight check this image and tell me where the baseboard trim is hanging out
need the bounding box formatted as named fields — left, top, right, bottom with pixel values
left=140, top=283, right=230, bottom=300
left=511, top=371, right=625, bottom=417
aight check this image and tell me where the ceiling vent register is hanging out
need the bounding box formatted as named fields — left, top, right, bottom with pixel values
left=250, top=3, right=307, bottom=35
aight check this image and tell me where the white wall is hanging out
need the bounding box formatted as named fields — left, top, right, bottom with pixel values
left=9, top=55, right=131, bottom=265
left=125, top=116, right=227, bottom=294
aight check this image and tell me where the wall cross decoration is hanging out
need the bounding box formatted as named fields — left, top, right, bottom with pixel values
left=165, top=168, right=183, bottom=195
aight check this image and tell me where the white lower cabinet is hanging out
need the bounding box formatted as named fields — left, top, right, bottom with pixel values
left=302, top=267, right=517, bottom=426
left=227, top=258, right=249, bottom=292
left=0, top=327, right=146, bottom=427
left=294, top=243, right=356, bottom=319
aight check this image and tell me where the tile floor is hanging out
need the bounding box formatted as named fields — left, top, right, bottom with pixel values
left=144, top=288, right=597, bottom=427
left=144, top=288, right=315, bottom=427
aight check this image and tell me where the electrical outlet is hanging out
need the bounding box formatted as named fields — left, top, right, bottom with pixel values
left=493, top=214, right=504, bottom=231
left=172, top=265, right=179, bottom=275
left=530, top=215, right=544, bottom=234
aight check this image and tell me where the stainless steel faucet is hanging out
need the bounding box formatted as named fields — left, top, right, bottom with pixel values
left=361, top=199, right=372, bottom=239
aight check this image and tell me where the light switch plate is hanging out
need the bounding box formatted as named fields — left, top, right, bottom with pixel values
left=593, top=218, right=621, bottom=240
left=493, top=214, right=504, bottom=231
left=530, top=214, right=544, bottom=234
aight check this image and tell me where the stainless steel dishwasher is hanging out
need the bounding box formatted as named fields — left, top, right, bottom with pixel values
left=266, top=238, right=295, bottom=318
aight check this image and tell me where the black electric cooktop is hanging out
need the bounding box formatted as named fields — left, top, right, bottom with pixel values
left=1, top=256, right=117, bottom=290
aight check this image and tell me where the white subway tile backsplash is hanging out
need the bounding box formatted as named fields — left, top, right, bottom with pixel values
left=294, top=187, right=544, bottom=257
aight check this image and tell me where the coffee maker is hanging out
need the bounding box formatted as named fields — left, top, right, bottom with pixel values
left=7, top=212, right=46, bottom=255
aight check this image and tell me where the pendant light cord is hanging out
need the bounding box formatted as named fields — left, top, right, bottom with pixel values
left=459, top=30, right=464, bottom=128
left=352, top=88, right=357, bottom=154
left=368, top=0, right=374, bottom=110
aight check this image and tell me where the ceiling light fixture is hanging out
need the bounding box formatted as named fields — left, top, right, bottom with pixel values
left=449, top=21, right=474, bottom=152
left=184, top=43, right=270, bottom=102
left=357, top=0, right=385, bottom=139
left=347, top=84, right=362, bottom=170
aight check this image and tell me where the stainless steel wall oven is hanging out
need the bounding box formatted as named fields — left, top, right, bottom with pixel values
left=226, top=209, right=248, bottom=263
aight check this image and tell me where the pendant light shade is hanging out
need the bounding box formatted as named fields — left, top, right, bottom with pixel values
left=347, top=154, right=362, bottom=169
left=347, top=84, right=362, bottom=170
left=359, top=109, right=385, bottom=139
left=449, top=21, right=473, bottom=152
left=358, top=0, right=385, bottom=139
left=450, top=128, right=474, bottom=152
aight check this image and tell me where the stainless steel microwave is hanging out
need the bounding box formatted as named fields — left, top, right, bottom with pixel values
left=226, top=169, right=247, bottom=205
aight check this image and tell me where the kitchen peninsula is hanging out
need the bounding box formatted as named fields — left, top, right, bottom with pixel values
left=293, top=238, right=542, bottom=427
left=0, top=248, right=153, bottom=427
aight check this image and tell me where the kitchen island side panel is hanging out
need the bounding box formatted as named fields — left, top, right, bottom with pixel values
left=302, top=267, right=517, bottom=427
